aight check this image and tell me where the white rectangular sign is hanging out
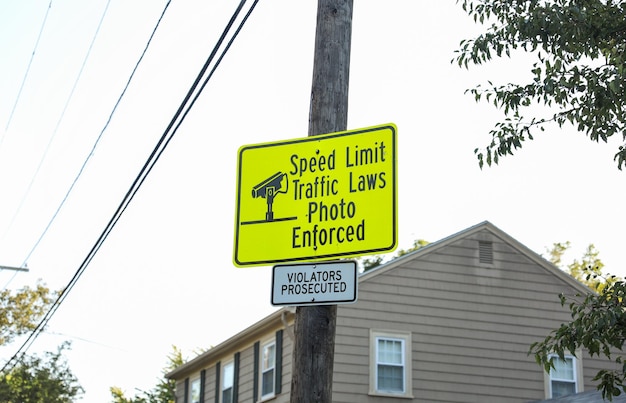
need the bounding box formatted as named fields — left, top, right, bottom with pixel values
left=271, top=261, right=358, bottom=306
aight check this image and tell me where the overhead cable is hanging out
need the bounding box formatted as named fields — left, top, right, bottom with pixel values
left=1, top=0, right=260, bottom=373
left=2, top=0, right=170, bottom=293
left=0, top=0, right=112, bottom=254
left=1, top=0, right=53, bottom=144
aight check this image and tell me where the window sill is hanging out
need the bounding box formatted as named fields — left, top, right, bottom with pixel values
left=368, top=391, right=414, bottom=399
left=257, top=393, right=276, bottom=403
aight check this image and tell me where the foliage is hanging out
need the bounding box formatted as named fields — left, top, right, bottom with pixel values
left=455, top=0, right=626, bottom=169
left=0, top=282, right=79, bottom=401
left=546, top=241, right=571, bottom=268
left=531, top=250, right=626, bottom=400
left=0, top=342, right=83, bottom=402
left=395, top=239, right=430, bottom=258
left=0, top=281, right=55, bottom=346
left=110, top=345, right=184, bottom=403
left=547, top=241, right=615, bottom=291
left=110, top=386, right=145, bottom=403
left=360, top=239, right=429, bottom=272
left=359, top=255, right=383, bottom=272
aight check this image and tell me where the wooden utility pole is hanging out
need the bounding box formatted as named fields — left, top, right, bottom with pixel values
left=290, top=1, right=353, bottom=402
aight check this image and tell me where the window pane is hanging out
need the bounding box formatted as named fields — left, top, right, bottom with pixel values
left=552, top=357, right=574, bottom=380
left=378, top=364, right=404, bottom=392
left=262, top=368, right=274, bottom=396
left=190, top=378, right=201, bottom=403
left=550, top=356, right=576, bottom=398
left=378, top=338, right=403, bottom=364
left=552, top=380, right=576, bottom=397
left=375, top=337, right=405, bottom=394
left=223, top=362, right=234, bottom=389
left=263, top=343, right=276, bottom=370
left=261, top=341, right=276, bottom=397
left=222, top=387, right=232, bottom=403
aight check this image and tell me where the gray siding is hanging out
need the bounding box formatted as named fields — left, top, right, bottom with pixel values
left=237, top=345, right=256, bottom=402
left=204, top=366, right=216, bottom=403
left=280, top=331, right=294, bottom=400
left=175, top=379, right=185, bottom=403
left=332, top=228, right=605, bottom=402
left=171, top=222, right=615, bottom=403
left=176, top=325, right=294, bottom=403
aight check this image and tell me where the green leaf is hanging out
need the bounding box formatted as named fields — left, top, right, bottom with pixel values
left=456, top=0, right=626, bottom=169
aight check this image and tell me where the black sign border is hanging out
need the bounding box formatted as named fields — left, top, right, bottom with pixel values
left=233, top=124, right=398, bottom=267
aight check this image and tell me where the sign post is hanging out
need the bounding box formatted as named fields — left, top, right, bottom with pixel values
left=233, top=124, right=397, bottom=267
left=290, top=3, right=352, bottom=399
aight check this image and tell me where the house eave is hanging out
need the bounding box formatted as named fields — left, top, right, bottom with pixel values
left=166, top=306, right=294, bottom=380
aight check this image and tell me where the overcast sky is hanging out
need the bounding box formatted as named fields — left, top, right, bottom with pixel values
left=1, top=0, right=624, bottom=401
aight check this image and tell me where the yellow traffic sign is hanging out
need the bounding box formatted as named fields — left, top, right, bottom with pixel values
left=233, top=123, right=397, bottom=267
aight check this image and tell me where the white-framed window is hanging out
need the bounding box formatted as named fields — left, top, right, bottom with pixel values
left=222, top=361, right=234, bottom=403
left=548, top=354, right=579, bottom=398
left=369, top=329, right=413, bottom=398
left=189, top=376, right=201, bottom=403
left=261, top=340, right=276, bottom=399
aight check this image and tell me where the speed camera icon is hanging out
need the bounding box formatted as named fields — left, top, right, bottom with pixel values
left=251, top=172, right=288, bottom=222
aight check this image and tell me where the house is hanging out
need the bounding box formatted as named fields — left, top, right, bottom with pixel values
left=167, top=221, right=620, bottom=402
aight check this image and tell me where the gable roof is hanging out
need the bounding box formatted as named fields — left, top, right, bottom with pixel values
left=360, top=220, right=590, bottom=295
left=166, top=220, right=591, bottom=381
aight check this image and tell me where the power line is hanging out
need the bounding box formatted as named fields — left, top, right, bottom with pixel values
left=1, top=0, right=170, bottom=293
left=1, top=0, right=260, bottom=373
left=0, top=0, right=112, bottom=253
left=1, top=0, right=53, bottom=144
